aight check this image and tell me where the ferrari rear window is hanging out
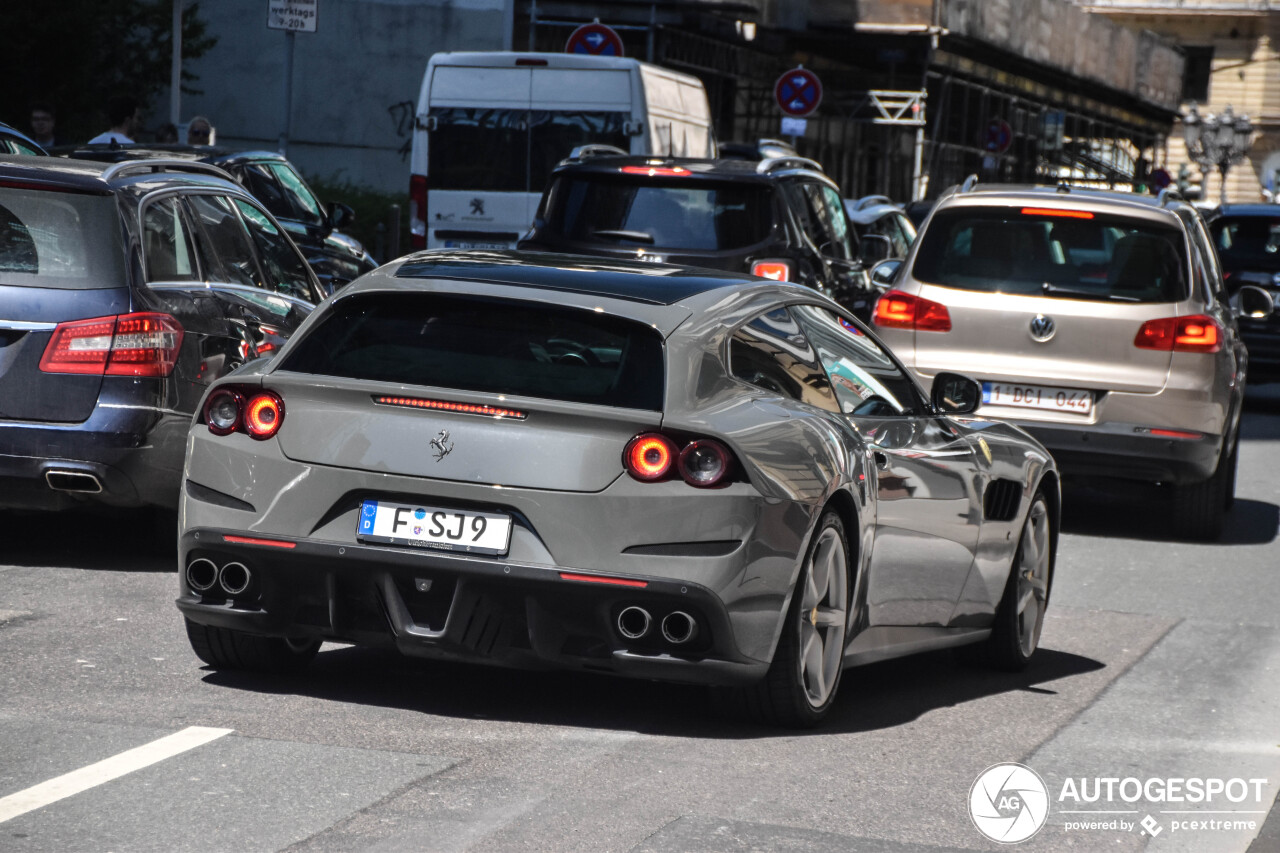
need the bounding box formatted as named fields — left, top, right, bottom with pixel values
left=912, top=207, right=1188, bottom=303
left=278, top=293, right=665, bottom=410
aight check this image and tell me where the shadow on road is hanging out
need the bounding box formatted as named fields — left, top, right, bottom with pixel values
left=0, top=508, right=177, bottom=571
left=200, top=643, right=1103, bottom=739
left=1060, top=482, right=1279, bottom=545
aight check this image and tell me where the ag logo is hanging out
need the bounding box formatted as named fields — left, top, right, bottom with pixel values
left=969, top=763, right=1049, bottom=844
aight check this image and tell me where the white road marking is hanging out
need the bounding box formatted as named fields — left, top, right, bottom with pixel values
left=0, top=726, right=233, bottom=824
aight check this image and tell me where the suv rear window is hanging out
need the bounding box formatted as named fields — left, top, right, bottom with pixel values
left=1209, top=215, right=1280, bottom=272
left=543, top=176, right=773, bottom=251
left=0, top=186, right=125, bottom=289
left=912, top=207, right=1188, bottom=303
left=279, top=293, right=665, bottom=410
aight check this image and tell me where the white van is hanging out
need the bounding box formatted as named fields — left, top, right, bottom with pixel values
left=409, top=52, right=715, bottom=250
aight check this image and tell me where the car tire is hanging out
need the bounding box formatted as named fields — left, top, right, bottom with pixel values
left=733, top=510, right=851, bottom=728
left=1170, top=438, right=1232, bottom=541
left=978, top=491, right=1052, bottom=672
left=184, top=618, right=319, bottom=673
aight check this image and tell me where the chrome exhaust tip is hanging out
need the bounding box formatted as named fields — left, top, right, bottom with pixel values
left=45, top=470, right=103, bottom=493
left=186, top=558, right=219, bottom=593
left=218, top=562, right=252, bottom=596
left=661, top=611, right=698, bottom=645
left=617, top=606, right=652, bottom=640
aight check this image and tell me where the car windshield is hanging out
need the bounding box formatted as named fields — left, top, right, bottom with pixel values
left=428, top=108, right=630, bottom=193
left=278, top=293, right=665, bottom=410
left=1209, top=215, right=1280, bottom=273
left=0, top=186, right=125, bottom=289
left=911, top=207, right=1189, bottom=303
left=542, top=176, right=774, bottom=251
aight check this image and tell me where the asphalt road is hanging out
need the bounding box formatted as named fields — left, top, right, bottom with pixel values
left=1, top=390, right=1278, bottom=853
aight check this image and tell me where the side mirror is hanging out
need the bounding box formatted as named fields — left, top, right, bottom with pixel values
left=869, top=258, right=903, bottom=290
left=327, top=201, right=355, bottom=231
left=931, top=372, right=982, bottom=415
left=858, top=233, right=893, bottom=264
left=1233, top=284, right=1275, bottom=320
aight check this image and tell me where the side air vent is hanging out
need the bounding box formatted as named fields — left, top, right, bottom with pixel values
left=984, top=480, right=1023, bottom=522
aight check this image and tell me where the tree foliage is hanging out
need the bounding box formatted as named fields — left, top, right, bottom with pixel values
left=2, top=0, right=216, bottom=143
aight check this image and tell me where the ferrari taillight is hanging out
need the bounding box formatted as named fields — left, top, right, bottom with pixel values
left=39, top=312, right=184, bottom=376
left=203, top=386, right=285, bottom=440
left=624, top=433, right=736, bottom=488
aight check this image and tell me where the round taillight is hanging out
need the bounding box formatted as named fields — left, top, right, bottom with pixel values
left=677, top=439, right=733, bottom=488
left=204, top=390, right=242, bottom=436
left=624, top=433, right=675, bottom=482
left=244, top=392, right=284, bottom=440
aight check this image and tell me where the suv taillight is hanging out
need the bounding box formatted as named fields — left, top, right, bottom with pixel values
left=623, top=433, right=736, bottom=488
left=751, top=260, right=791, bottom=281
left=39, top=312, right=184, bottom=377
left=1134, top=315, right=1222, bottom=353
left=203, top=386, right=285, bottom=440
left=872, top=290, right=952, bottom=332
left=409, top=173, right=427, bottom=250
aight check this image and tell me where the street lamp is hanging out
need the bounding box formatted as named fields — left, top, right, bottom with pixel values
left=1182, top=102, right=1255, bottom=205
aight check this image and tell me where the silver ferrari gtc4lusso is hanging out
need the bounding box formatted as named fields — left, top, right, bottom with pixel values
left=176, top=251, right=1059, bottom=727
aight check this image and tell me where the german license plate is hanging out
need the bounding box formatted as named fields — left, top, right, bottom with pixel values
left=981, top=382, right=1093, bottom=415
left=356, top=500, right=512, bottom=556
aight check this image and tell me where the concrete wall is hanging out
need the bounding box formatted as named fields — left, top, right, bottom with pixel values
left=168, top=0, right=511, bottom=193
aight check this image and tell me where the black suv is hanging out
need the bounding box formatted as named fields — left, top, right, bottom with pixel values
left=54, top=145, right=377, bottom=292
left=518, top=151, right=882, bottom=318
left=0, top=155, right=324, bottom=514
left=1206, top=205, right=1280, bottom=382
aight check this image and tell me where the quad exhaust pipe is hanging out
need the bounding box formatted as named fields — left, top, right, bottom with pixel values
left=185, top=559, right=253, bottom=596
left=661, top=611, right=698, bottom=645
left=616, top=606, right=699, bottom=646
left=45, top=470, right=103, bottom=493
left=616, top=606, right=651, bottom=640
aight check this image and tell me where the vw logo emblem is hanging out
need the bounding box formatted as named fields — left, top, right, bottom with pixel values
left=1029, top=314, right=1055, bottom=342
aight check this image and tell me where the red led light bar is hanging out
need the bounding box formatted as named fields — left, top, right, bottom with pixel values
left=559, top=572, right=649, bottom=588
left=223, top=535, right=297, bottom=549
left=1146, top=428, right=1203, bottom=440
left=620, top=165, right=691, bottom=177
left=374, top=396, right=528, bottom=419
left=1020, top=207, right=1094, bottom=219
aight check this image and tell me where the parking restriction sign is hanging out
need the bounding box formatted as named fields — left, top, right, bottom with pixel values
left=565, top=22, right=624, bottom=57
left=268, top=0, right=318, bottom=33
left=775, top=67, right=822, bottom=118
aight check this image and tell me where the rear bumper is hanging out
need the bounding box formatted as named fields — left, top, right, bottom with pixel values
left=0, top=407, right=189, bottom=510
left=176, top=528, right=769, bottom=686
left=1015, top=420, right=1221, bottom=485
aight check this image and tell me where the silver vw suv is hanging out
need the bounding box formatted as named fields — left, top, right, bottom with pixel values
left=870, top=179, right=1273, bottom=540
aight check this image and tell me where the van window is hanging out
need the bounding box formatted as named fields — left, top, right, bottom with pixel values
left=429, top=108, right=628, bottom=193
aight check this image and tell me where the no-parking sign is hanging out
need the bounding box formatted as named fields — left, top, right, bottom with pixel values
left=775, top=67, right=823, bottom=118
left=566, top=22, right=624, bottom=57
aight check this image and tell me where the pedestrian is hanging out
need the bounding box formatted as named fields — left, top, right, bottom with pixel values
left=28, top=103, right=59, bottom=148
left=186, top=116, right=214, bottom=146
left=155, top=123, right=179, bottom=144
left=88, top=96, right=140, bottom=145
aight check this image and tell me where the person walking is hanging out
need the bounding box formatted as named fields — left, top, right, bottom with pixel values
left=88, top=96, right=140, bottom=145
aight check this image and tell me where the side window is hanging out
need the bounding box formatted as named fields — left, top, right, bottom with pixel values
left=729, top=306, right=839, bottom=413
left=185, top=194, right=261, bottom=287
left=791, top=304, right=921, bottom=417
left=269, top=163, right=326, bottom=227
left=233, top=199, right=315, bottom=302
left=237, top=164, right=293, bottom=221
left=1189, top=214, right=1225, bottom=298
left=790, top=182, right=854, bottom=260
left=142, top=197, right=200, bottom=282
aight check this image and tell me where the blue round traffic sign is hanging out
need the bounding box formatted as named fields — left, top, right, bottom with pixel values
left=566, top=22, right=624, bottom=57
left=775, top=67, right=823, bottom=118
left=985, top=119, right=1013, bottom=154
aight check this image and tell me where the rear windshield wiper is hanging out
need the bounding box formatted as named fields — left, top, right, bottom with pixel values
left=591, top=229, right=655, bottom=244
left=1041, top=281, right=1139, bottom=302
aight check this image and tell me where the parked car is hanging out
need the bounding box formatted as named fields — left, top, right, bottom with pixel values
left=518, top=151, right=883, bottom=319
left=53, top=144, right=376, bottom=292
left=0, top=122, right=47, bottom=156
left=176, top=249, right=1059, bottom=728
left=871, top=179, right=1273, bottom=540
left=0, top=155, right=324, bottom=516
left=1206, top=205, right=1280, bottom=382
left=844, top=194, right=917, bottom=260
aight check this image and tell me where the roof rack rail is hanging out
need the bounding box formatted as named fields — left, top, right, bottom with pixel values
left=101, top=159, right=234, bottom=183
left=855, top=194, right=894, bottom=210
left=757, top=155, right=824, bottom=175
left=1156, top=187, right=1184, bottom=207
left=568, top=144, right=628, bottom=160
left=959, top=174, right=979, bottom=193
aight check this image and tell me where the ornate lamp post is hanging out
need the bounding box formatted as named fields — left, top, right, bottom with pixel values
left=1182, top=102, right=1255, bottom=205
